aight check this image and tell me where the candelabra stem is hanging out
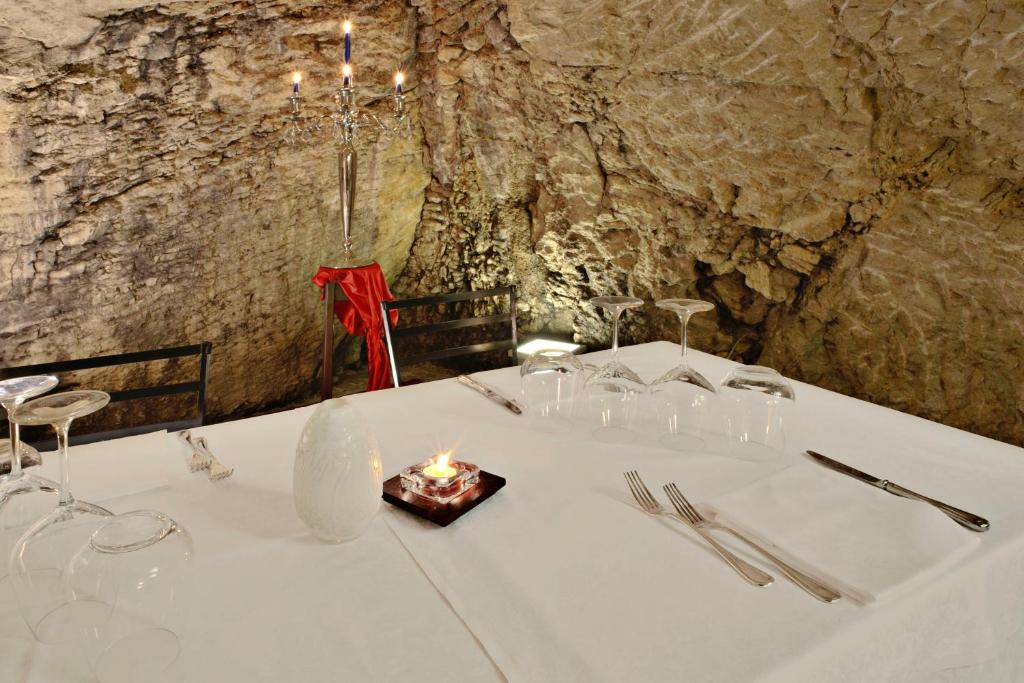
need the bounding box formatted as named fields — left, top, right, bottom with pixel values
left=338, top=142, right=358, bottom=266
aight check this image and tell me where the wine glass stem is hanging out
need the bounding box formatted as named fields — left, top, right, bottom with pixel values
left=611, top=308, right=623, bottom=356
left=7, top=417, right=22, bottom=478
left=679, top=312, right=693, bottom=361
left=55, top=421, right=73, bottom=507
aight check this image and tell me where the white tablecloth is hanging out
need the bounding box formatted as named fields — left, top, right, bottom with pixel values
left=2, top=342, right=1023, bottom=682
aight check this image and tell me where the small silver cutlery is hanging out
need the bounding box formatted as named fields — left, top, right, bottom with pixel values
left=624, top=470, right=774, bottom=588
left=176, top=430, right=211, bottom=473
left=456, top=375, right=523, bottom=415
left=177, top=430, right=234, bottom=481
left=662, top=483, right=842, bottom=603
left=804, top=450, right=989, bottom=532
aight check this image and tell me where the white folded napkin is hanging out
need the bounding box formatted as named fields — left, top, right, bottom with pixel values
left=706, top=463, right=981, bottom=603
left=33, top=429, right=191, bottom=504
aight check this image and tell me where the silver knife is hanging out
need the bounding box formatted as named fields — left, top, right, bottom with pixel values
left=457, top=375, right=523, bottom=415
left=804, top=450, right=989, bottom=532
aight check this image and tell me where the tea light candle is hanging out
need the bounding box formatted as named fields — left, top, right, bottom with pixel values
left=423, top=451, right=456, bottom=479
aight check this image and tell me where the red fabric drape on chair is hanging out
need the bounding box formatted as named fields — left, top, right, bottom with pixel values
left=313, top=263, right=398, bottom=392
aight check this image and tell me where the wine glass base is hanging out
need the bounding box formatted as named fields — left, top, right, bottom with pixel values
left=31, top=590, right=111, bottom=644
left=592, top=425, right=636, bottom=444
left=658, top=432, right=706, bottom=452
left=94, top=627, right=181, bottom=683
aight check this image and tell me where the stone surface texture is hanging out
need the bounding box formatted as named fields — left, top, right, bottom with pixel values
left=0, top=0, right=427, bottom=418
left=1, top=0, right=1021, bottom=444
left=401, top=0, right=1024, bottom=445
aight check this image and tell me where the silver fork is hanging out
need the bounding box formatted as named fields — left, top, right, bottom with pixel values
left=624, top=471, right=773, bottom=587
left=176, top=430, right=213, bottom=473
left=664, top=483, right=841, bottom=603
left=195, top=436, right=233, bottom=481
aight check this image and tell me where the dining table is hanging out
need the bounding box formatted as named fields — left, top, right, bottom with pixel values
left=2, top=341, right=1023, bottom=682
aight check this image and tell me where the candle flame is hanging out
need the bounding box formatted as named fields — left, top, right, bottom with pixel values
left=342, top=64, right=352, bottom=78
left=394, top=71, right=405, bottom=86
left=343, top=20, right=352, bottom=34
left=292, top=72, right=301, bottom=85
left=423, top=450, right=457, bottom=479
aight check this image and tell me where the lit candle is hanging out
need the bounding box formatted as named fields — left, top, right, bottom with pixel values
left=423, top=451, right=457, bottom=479
left=394, top=71, right=404, bottom=96
left=292, top=72, right=301, bottom=95
left=343, top=20, right=352, bottom=64
left=342, top=63, right=352, bottom=88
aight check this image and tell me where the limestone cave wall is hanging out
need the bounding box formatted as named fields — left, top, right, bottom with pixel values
left=1, top=0, right=1021, bottom=444
left=399, top=0, right=1024, bottom=445
left=0, top=0, right=428, bottom=419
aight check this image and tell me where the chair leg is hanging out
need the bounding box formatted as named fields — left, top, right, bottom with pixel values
left=321, top=283, right=336, bottom=401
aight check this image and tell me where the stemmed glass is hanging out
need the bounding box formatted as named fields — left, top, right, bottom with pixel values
left=521, top=349, right=584, bottom=433
left=585, top=296, right=646, bottom=442
left=66, top=510, right=194, bottom=683
left=649, top=299, right=717, bottom=450
left=720, top=365, right=796, bottom=461
left=0, top=375, right=61, bottom=582
left=9, top=389, right=113, bottom=643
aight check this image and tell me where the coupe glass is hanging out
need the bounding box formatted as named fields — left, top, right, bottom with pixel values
left=520, top=349, right=584, bottom=433
left=0, top=375, right=60, bottom=582
left=649, top=299, right=717, bottom=450
left=66, top=510, right=193, bottom=683
left=585, top=296, right=646, bottom=442
left=719, top=365, right=795, bottom=461
left=9, top=389, right=113, bottom=643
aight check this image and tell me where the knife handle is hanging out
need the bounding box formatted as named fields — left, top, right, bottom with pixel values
left=883, top=482, right=990, bottom=532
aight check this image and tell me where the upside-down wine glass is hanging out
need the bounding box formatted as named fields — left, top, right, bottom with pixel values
left=66, top=509, right=194, bottom=683
left=0, top=375, right=61, bottom=582
left=720, top=365, right=796, bottom=461
left=521, top=349, right=584, bottom=433
left=585, top=296, right=646, bottom=442
left=649, top=299, right=717, bottom=450
left=9, top=389, right=113, bottom=643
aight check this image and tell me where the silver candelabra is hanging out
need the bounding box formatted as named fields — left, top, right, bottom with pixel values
left=285, top=79, right=412, bottom=267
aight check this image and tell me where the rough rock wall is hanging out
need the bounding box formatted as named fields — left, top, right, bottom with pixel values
left=399, top=0, right=1024, bottom=445
left=0, top=0, right=428, bottom=418
left=2, top=0, right=1021, bottom=445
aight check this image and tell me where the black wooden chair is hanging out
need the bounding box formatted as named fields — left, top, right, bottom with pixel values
left=0, top=343, right=212, bottom=446
left=381, top=287, right=518, bottom=388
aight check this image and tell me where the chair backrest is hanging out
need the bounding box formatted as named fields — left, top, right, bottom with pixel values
left=0, top=343, right=212, bottom=446
left=381, top=286, right=517, bottom=388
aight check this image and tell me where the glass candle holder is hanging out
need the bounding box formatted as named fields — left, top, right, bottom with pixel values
left=400, top=453, right=480, bottom=504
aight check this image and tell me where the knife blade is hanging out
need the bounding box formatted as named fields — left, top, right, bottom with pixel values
left=457, top=375, right=523, bottom=415
left=804, top=450, right=989, bottom=532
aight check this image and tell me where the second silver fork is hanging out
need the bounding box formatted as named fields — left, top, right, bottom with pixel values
left=625, top=470, right=773, bottom=587
left=663, top=483, right=841, bottom=603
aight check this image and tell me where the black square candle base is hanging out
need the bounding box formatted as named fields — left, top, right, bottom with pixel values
left=382, top=470, right=505, bottom=527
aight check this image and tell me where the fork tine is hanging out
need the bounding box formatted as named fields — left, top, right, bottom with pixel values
left=666, top=486, right=698, bottom=525
left=630, top=471, right=660, bottom=510
left=628, top=471, right=660, bottom=511
left=618, top=473, right=651, bottom=509
left=668, top=484, right=704, bottom=523
left=623, top=471, right=645, bottom=507
left=661, top=483, right=688, bottom=521
left=666, top=483, right=702, bottom=523
left=663, top=484, right=698, bottom=524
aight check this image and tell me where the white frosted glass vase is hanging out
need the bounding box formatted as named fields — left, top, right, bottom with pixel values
left=293, top=398, right=383, bottom=543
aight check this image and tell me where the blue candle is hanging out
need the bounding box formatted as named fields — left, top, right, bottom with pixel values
left=342, top=64, right=352, bottom=88
left=394, top=72, right=404, bottom=95
left=343, top=20, right=352, bottom=64
left=292, top=72, right=301, bottom=94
